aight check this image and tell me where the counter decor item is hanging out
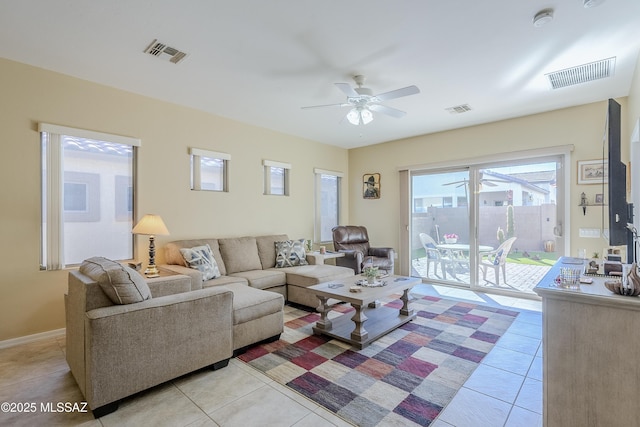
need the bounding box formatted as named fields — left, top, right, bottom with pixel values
left=554, top=267, right=582, bottom=289
left=604, top=263, right=640, bottom=296
left=362, top=265, right=379, bottom=284
left=355, top=278, right=387, bottom=287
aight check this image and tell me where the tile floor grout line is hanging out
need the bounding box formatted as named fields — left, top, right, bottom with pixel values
left=171, top=377, right=220, bottom=427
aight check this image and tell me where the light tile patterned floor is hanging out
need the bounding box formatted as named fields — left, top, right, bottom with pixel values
left=0, top=284, right=542, bottom=427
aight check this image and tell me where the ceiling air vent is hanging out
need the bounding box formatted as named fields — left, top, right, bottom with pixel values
left=144, top=39, right=187, bottom=64
left=445, top=104, right=472, bottom=114
left=546, top=57, right=615, bottom=89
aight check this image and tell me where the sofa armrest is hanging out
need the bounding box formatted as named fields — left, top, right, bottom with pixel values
left=159, top=265, right=203, bottom=289
left=146, top=274, right=191, bottom=297
left=369, top=247, right=395, bottom=260
left=83, top=287, right=233, bottom=409
left=305, top=253, right=322, bottom=265
left=335, top=249, right=364, bottom=273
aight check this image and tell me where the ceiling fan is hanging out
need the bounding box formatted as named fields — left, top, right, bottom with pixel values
left=443, top=172, right=510, bottom=189
left=301, top=75, right=420, bottom=125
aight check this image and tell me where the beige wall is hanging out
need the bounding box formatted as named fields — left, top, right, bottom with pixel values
left=0, top=58, right=349, bottom=341
left=2, top=53, right=638, bottom=342
left=348, top=98, right=635, bottom=267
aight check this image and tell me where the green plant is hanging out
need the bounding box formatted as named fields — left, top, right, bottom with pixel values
left=363, top=266, right=378, bottom=279
left=497, top=226, right=505, bottom=244
left=506, top=204, right=515, bottom=239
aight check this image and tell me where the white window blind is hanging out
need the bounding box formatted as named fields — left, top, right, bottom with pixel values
left=314, top=168, right=343, bottom=243
left=39, top=123, right=140, bottom=270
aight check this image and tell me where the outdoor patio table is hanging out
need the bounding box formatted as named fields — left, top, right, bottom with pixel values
left=436, top=243, right=493, bottom=252
left=435, top=243, right=494, bottom=280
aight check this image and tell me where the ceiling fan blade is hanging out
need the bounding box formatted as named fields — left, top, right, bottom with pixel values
left=368, top=104, right=406, bottom=118
left=443, top=179, right=468, bottom=186
left=375, top=85, right=420, bottom=101
left=301, top=103, right=350, bottom=110
left=335, top=82, right=359, bottom=97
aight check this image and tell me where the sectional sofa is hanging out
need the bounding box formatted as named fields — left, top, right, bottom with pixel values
left=65, top=234, right=354, bottom=417
left=161, top=233, right=355, bottom=311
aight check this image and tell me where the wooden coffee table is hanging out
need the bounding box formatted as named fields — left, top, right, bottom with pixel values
left=308, top=275, right=420, bottom=349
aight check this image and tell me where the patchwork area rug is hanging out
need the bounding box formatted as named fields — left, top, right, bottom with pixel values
left=239, top=294, right=519, bottom=426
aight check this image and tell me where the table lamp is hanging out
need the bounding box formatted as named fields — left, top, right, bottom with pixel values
left=132, top=214, right=170, bottom=277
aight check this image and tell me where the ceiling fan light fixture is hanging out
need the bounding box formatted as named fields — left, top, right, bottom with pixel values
left=347, top=107, right=373, bottom=125
left=361, top=108, right=373, bottom=125
left=346, top=108, right=360, bottom=125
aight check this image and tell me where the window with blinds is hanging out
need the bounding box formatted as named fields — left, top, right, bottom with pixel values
left=40, top=124, right=139, bottom=270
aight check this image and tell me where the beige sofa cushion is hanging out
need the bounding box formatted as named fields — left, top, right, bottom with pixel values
left=219, top=236, right=262, bottom=274
left=79, top=257, right=152, bottom=304
left=278, top=264, right=355, bottom=288
left=229, top=269, right=286, bottom=290
left=224, top=283, right=284, bottom=325
left=255, top=234, right=289, bottom=269
left=203, top=275, right=249, bottom=288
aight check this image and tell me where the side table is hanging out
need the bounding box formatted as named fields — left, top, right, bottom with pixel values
left=306, top=251, right=345, bottom=265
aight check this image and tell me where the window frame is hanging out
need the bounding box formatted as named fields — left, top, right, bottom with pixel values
left=190, top=147, right=230, bottom=192
left=263, top=159, right=291, bottom=196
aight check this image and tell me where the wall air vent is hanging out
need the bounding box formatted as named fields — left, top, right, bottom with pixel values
left=445, top=104, right=472, bottom=114
left=546, top=57, right=615, bottom=89
left=144, top=39, right=187, bottom=64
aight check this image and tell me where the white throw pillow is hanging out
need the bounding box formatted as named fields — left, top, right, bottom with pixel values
left=180, top=244, right=221, bottom=280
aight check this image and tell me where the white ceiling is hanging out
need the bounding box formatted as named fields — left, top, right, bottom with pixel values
left=1, top=1, right=639, bottom=149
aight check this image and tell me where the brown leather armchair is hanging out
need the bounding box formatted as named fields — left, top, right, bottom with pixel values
left=332, top=225, right=394, bottom=275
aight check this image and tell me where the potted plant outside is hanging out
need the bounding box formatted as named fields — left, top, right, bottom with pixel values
left=444, top=233, right=458, bottom=244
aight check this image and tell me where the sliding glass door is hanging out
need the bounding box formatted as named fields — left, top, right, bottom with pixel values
left=408, top=154, right=565, bottom=295
left=476, top=158, right=562, bottom=294
left=410, top=169, right=473, bottom=286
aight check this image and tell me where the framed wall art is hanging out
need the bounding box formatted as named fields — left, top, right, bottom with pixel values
left=363, top=173, right=380, bottom=199
left=577, top=159, right=608, bottom=184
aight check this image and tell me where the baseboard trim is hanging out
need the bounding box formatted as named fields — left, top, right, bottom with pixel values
left=0, top=328, right=65, bottom=349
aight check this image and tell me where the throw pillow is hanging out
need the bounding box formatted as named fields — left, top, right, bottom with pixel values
left=426, top=243, right=438, bottom=259
left=180, top=244, right=221, bottom=280
left=80, top=256, right=152, bottom=305
left=275, top=239, right=309, bottom=268
left=493, top=249, right=504, bottom=265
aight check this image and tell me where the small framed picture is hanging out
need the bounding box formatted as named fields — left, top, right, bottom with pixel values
left=595, top=193, right=604, bottom=205
left=363, top=173, right=380, bottom=199
left=577, top=159, right=608, bottom=184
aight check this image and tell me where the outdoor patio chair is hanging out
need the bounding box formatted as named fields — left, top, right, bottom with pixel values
left=479, top=237, right=517, bottom=285
left=419, top=233, right=451, bottom=278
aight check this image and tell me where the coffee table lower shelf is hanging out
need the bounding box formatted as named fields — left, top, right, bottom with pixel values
left=312, top=305, right=416, bottom=349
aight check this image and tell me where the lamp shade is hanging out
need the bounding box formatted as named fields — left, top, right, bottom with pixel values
left=132, top=214, right=170, bottom=236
